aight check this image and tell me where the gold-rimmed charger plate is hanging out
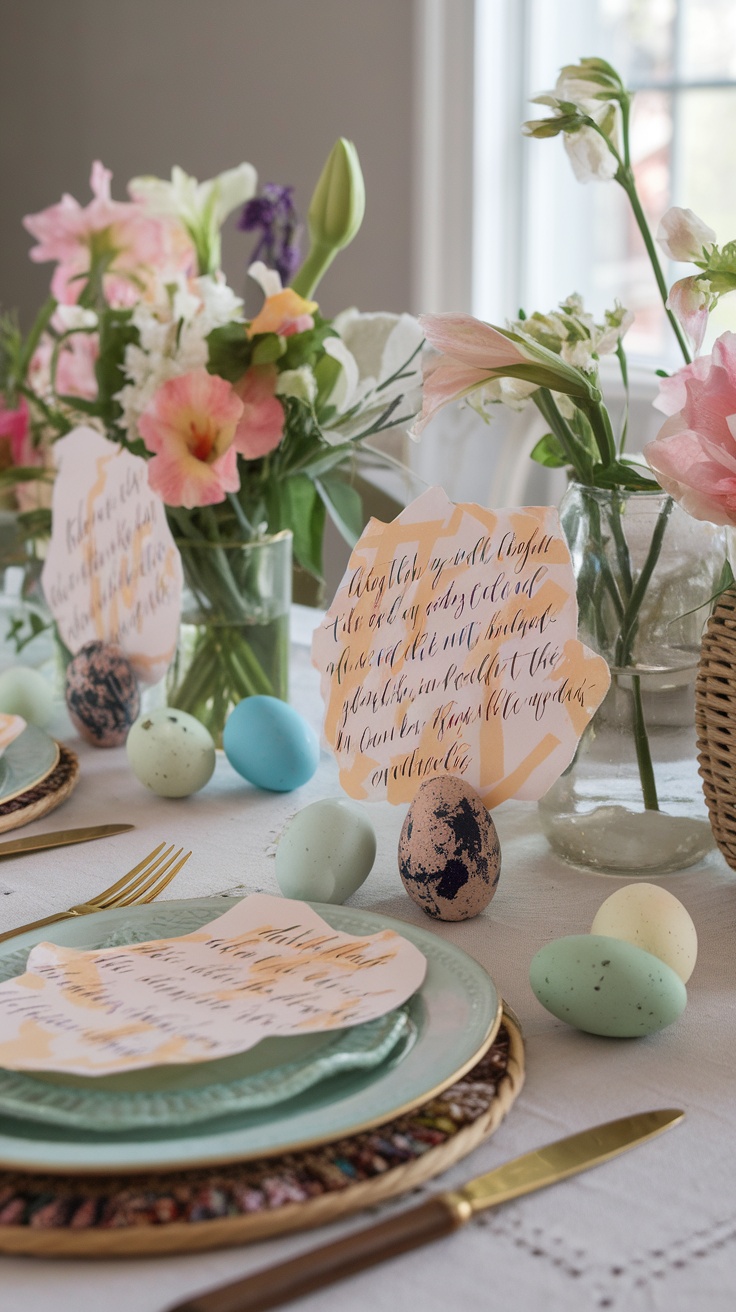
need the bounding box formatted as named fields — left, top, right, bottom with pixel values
left=0, top=897, right=502, bottom=1175
left=0, top=1012, right=524, bottom=1257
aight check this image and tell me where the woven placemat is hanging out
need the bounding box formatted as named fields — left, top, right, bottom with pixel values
left=0, top=1009, right=524, bottom=1258
left=0, top=743, right=79, bottom=834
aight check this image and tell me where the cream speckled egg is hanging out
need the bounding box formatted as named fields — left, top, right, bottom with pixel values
left=275, top=798, right=377, bottom=904
left=398, top=775, right=501, bottom=921
left=126, top=708, right=216, bottom=797
left=591, top=882, right=697, bottom=983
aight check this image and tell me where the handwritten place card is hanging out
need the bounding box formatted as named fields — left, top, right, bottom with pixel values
left=0, top=895, right=426, bottom=1076
left=312, top=486, right=610, bottom=807
left=41, top=427, right=183, bottom=684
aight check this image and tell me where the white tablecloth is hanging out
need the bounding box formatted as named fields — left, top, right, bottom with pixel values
left=1, top=608, right=735, bottom=1312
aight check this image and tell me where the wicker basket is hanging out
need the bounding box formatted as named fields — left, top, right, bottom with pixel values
left=695, top=586, right=736, bottom=869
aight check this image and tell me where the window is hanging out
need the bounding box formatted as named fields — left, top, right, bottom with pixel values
left=472, top=0, right=736, bottom=363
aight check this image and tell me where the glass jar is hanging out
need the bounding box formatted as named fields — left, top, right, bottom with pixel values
left=538, top=484, right=726, bottom=874
left=166, top=531, right=292, bottom=746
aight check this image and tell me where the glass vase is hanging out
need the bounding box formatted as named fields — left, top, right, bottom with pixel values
left=538, top=484, right=726, bottom=875
left=166, top=531, right=292, bottom=746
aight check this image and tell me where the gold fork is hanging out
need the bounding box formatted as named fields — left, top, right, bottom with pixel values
left=0, top=842, right=192, bottom=945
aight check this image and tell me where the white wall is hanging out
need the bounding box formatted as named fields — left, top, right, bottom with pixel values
left=0, top=0, right=416, bottom=326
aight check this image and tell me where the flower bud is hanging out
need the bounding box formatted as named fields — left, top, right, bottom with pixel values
left=291, top=139, right=365, bottom=299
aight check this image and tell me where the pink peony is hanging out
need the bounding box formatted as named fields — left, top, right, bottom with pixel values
left=232, top=365, right=285, bottom=459
left=138, top=368, right=244, bottom=508
left=24, top=162, right=192, bottom=307
left=645, top=331, right=736, bottom=525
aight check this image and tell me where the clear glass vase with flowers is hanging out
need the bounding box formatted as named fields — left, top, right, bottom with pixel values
left=0, top=142, right=423, bottom=743
left=411, top=58, right=734, bottom=873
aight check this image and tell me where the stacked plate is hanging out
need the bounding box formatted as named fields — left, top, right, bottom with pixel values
left=0, top=899, right=502, bottom=1174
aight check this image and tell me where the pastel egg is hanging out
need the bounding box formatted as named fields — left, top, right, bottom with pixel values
left=65, top=642, right=140, bottom=747
left=275, top=798, right=377, bottom=904
left=530, top=934, right=687, bottom=1037
left=398, top=775, right=501, bottom=921
left=223, top=696, right=319, bottom=792
left=0, top=665, right=54, bottom=728
left=127, top=707, right=215, bottom=797
left=591, top=883, right=697, bottom=983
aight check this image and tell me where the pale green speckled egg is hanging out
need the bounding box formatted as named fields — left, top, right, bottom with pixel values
left=529, top=934, right=687, bottom=1037
left=0, top=666, right=54, bottom=728
left=275, top=797, right=376, bottom=904
left=126, top=708, right=216, bottom=798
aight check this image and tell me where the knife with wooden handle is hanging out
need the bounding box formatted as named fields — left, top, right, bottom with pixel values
left=168, top=1108, right=684, bottom=1312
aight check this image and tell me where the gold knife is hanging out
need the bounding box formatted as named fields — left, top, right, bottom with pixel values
left=168, top=1108, right=684, bottom=1312
left=0, top=824, right=135, bottom=858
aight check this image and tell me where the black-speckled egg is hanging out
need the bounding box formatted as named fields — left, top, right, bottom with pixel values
left=398, top=775, right=501, bottom=921
left=65, top=642, right=140, bottom=747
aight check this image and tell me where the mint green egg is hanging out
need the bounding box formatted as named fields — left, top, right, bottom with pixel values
left=530, top=934, right=687, bottom=1037
left=275, top=797, right=376, bottom=904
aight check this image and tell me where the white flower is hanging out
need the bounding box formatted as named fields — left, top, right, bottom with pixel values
left=564, top=108, right=619, bottom=183
left=53, top=305, right=98, bottom=331
left=322, top=310, right=424, bottom=441
left=248, top=261, right=284, bottom=300
left=657, top=207, right=716, bottom=263
left=276, top=366, right=317, bottom=405
left=129, top=163, right=257, bottom=274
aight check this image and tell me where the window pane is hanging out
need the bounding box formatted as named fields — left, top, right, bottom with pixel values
left=599, top=0, right=676, bottom=82
left=681, top=0, right=736, bottom=79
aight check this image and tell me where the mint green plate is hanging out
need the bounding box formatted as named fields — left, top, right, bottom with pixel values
left=0, top=898, right=501, bottom=1174
left=0, top=724, right=59, bottom=803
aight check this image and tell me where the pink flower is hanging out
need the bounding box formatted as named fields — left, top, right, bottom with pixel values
left=232, top=365, right=285, bottom=459
left=30, top=333, right=99, bottom=402
left=666, top=275, right=712, bottom=354
left=23, top=162, right=191, bottom=307
left=138, top=368, right=244, bottom=508
left=409, top=313, right=532, bottom=437
left=645, top=331, right=736, bottom=525
left=0, top=395, right=31, bottom=465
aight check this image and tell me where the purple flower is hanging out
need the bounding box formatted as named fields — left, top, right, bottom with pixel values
left=239, top=183, right=301, bottom=285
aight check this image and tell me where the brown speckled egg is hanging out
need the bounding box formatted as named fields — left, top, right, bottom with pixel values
left=398, top=775, right=501, bottom=921
left=65, top=642, right=140, bottom=747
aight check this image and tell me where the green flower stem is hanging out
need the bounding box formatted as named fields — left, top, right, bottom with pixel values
left=290, top=242, right=338, bottom=301
left=619, top=173, right=692, bottom=365
left=609, top=497, right=674, bottom=812
left=630, top=673, right=659, bottom=811
left=533, top=389, right=594, bottom=483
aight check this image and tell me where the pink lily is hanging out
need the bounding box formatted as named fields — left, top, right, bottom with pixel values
left=410, top=312, right=596, bottom=437
left=138, top=368, right=243, bottom=508
left=232, top=365, right=285, bottom=459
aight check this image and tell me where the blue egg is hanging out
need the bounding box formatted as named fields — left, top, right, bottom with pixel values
left=223, top=696, right=320, bottom=792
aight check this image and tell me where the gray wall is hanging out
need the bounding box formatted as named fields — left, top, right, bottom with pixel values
left=0, top=0, right=416, bottom=327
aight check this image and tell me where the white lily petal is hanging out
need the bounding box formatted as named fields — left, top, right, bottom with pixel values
left=324, top=336, right=361, bottom=410
left=248, top=261, right=283, bottom=299
left=213, top=163, right=258, bottom=223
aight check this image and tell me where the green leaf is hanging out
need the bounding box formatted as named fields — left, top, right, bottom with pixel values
left=94, top=309, right=137, bottom=428
left=282, top=474, right=325, bottom=578
left=0, top=466, right=52, bottom=487
left=530, top=433, right=569, bottom=468
left=251, top=333, right=284, bottom=365
left=315, top=473, right=364, bottom=547
left=592, top=461, right=661, bottom=492
left=206, top=323, right=251, bottom=382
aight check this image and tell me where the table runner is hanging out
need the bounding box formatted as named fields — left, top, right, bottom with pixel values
left=0, top=609, right=734, bottom=1310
